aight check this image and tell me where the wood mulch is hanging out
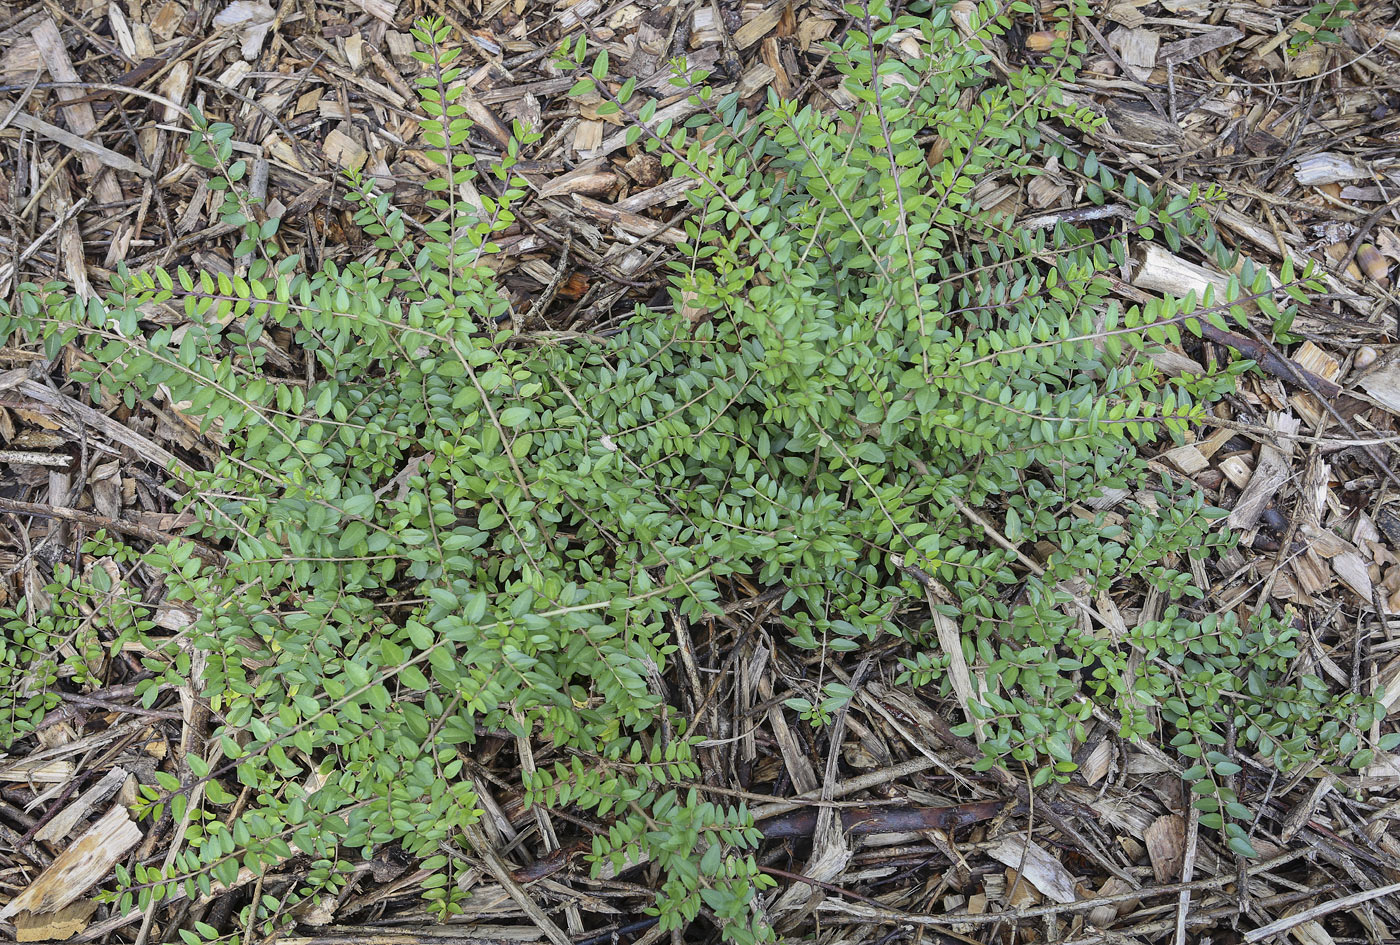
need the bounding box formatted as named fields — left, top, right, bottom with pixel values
left=1, top=0, right=1400, bottom=943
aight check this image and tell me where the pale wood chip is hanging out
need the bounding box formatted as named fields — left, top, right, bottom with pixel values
left=0, top=806, right=141, bottom=919
left=1219, top=454, right=1253, bottom=490
left=1331, top=551, right=1374, bottom=602
left=734, top=2, right=785, bottom=49
left=571, top=194, right=685, bottom=243
left=1109, top=27, right=1159, bottom=82
left=345, top=33, right=366, bottom=72
left=151, top=2, right=186, bottom=41
left=0, top=37, right=41, bottom=83
left=462, top=92, right=513, bottom=149
left=537, top=162, right=618, bottom=199
left=690, top=6, right=722, bottom=47
left=1160, top=444, right=1208, bottom=475
left=738, top=60, right=776, bottom=98
left=572, top=119, right=604, bottom=157
left=1080, top=739, right=1113, bottom=786
left=597, top=82, right=734, bottom=156
left=35, top=768, right=130, bottom=843
left=1144, top=813, right=1186, bottom=883
left=1159, top=27, right=1242, bottom=65
left=1132, top=243, right=1229, bottom=300
left=108, top=5, right=137, bottom=59
left=386, top=31, right=416, bottom=68
left=985, top=836, right=1079, bottom=903
left=1105, top=2, right=1145, bottom=27
left=797, top=16, right=836, bottom=52
left=1228, top=412, right=1299, bottom=531
left=352, top=0, right=397, bottom=22
left=556, top=0, right=601, bottom=29
left=17, top=379, right=184, bottom=473
left=1287, top=341, right=1341, bottom=427
left=211, top=1, right=276, bottom=60
left=324, top=127, right=368, bottom=171
left=757, top=671, right=820, bottom=796
left=31, top=19, right=128, bottom=203
left=158, top=61, right=193, bottom=123
left=1087, top=877, right=1140, bottom=926
left=1358, top=358, right=1400, bottom=416
left=0, top=758, right=74, bottom=783
left=14, top=900, right=96, bottom=942
left=1294, top=153, right=1370, bottom=187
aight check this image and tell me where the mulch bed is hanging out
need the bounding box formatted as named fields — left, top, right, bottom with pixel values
left=1, top=1, right=1399, bottom=943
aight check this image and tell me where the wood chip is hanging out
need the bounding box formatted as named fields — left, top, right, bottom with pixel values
left=1288, top=341, right=1341, bottom=427
left=1219, top=454, right=1253, bottom=490
left=690, top=6, right=722, bottom=47
left=324, top=127, right=368, bottom=171
left=598, top=83, right=735, bottom=156
left=1088, top=877, right=1140, bottom=926
left=0, top=37, right=41, bottom=82
left=6, top=111, right=151, bottom=180
left=538, top=162, right=616, bottom=199
left=1109, top=27, right=1159, bottom=82
left=1144, top=813, right=1186, bottom=883
left=386, top=31, right=415, bottom=68
left=1148, top=348, right=1205, bottom=377
left=1228, top=413, right=1299, bottom=531
left=1331, top=551, right=1374, bottom=603
left=212, top=1, right=275, bottom=60
left=571, top=194, right=685, bottom=243
left=1080, top=739, right=1113, bottom=786
left=1027, top=174, right=1068, bottom=210
left=151, top=2, right=185, bottom=41
left=573, top=119, right=604, bottom=157
left=797, top=16, right=835, bottom=51
left=734, top=3, right=786, bottom=50
left=216, top=60, right=253, bottom=90
left=1160, top=444, right=1208, bottom=475
left=31, top=19, right=125, bottom=203
left=1159, top=27, right=1242, bottom=65
left=159, top=61, right=193, bottom=123
left=34, top=768, right=131, bottom=843
left=14, top=900, right=97, bottom=942
left=1294, top=153, right=1370, bottom=186
left=557, top=0, right=601, bottom=29
left=1132, top=243, right=1229, bottom=300
left=737, top=60, right=776, bottom=98
left=0, top=758, right=74, bottom=783
left=985, top=836, right=1079, bottom=904
left=1101, top=98, right=1183, bottom=149
left=462, top=92, right=513, bottom=149
left=351, top=0, right=397, bottom=24
left=1003, top=867, right=1040, bottom=907
left=1358, top=357, right=1400, bottom=417
left=0, top=806, right=141, bottom=919
left=18, top=379, right=184, bottom=473
left=757, top=669, right=819, bottom=796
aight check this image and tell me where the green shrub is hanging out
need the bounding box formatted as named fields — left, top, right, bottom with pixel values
left=0, top=1, right=1377, bottom=939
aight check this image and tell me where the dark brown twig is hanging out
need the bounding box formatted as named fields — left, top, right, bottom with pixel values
left=41, top=690, right=184, bottom=720
left=0, top=496, right=222, bottom=563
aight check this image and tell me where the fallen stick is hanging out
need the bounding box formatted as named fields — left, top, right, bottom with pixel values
left=510, top=799, right=1009, bottom=884
left=0, top=496, right=222, bottom=564
left=1103, top=270, right=1343, bottom=398
left=1243, top=880, right=1400, bottom=943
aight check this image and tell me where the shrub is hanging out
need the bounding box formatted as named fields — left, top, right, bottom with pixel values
left=0, top=1, right=1376, bottom=940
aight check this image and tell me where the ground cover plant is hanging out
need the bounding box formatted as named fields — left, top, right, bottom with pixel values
left=0, top=2, right=1380, bottom=942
